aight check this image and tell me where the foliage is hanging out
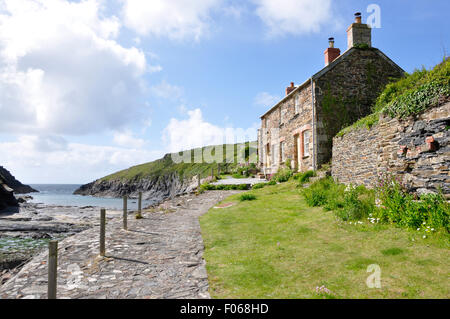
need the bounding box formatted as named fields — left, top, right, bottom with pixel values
left=301, top=173, right=449, bottom=232
left=301, top=178, right=377, bottom=222
left=336, top=113, right=379, bottom=137
left=337, top=58, right=450, bottom=136
left=267, top=180, right=277, bottom=186
left=200, top=183, right=251, bottom=191
left=272, top=166, right=293, bottom=183
left=239, top=194, right=257, bottom=202
left=375, top=173, right=449, bottom=231
left=294, top=170, right=316, bottom=184
left=252, top=183, right=267, bottom=190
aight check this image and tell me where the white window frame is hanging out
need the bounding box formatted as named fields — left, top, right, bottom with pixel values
left=303, top=130, right=311, bottom=157
left=280, top=142, right=285, bottom=163
left=295, top=95, right=300, bottom=114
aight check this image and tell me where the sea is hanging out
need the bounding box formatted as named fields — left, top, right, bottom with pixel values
left=28, top=184, right=156, bottom=210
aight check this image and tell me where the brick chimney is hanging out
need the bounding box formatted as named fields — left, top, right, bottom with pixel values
left=347, top=12, right=372, bottom=49
left=324, top=37, right=340, bottom=66
left=285, top=82, right=295, bottom=96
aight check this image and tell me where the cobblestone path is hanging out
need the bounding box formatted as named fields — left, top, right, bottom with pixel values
left=0, top=191, right=241, bottom=299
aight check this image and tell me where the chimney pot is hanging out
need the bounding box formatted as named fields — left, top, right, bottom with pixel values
left=355, top=12, right=362, bottom=23
left=286, top=82, right=295, bottom=96
left=328, top=37, right=335, bottom=48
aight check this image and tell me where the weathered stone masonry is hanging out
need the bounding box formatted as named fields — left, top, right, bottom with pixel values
left=332, top=103, right=450, bottom=196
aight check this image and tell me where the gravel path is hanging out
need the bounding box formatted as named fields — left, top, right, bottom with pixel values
left=0, top=190, right=241, bottom=299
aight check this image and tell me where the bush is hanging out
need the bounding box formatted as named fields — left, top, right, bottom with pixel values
left=239, top=194, right=257, bottom=201
left=294, top=170, right=316, bottom=184
left=334, top=185, right=376, bottom=221
left=377, top=58, right=450, bottom=118
left=267, top=180, right=277, bottom=186
left=301, top=178, right=375, bottom=221
left=252, top=183, right=266, bottom=190
left=301, top=177, right=335, bottom=207
left=376, top=174, right=449, bottom=230
left=272, top=167, right=293, bottom=183
left=200, top=183, right=252, bottom=191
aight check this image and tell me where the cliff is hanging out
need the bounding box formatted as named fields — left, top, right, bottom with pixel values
left=0, top=166, right=38, bottom=194
left=74, top=143, right=255, bottom=202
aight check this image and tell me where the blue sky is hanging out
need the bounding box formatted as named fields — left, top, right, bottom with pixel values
left=0, top=0, right=448, bottom=184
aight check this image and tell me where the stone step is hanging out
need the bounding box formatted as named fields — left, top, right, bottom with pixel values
left=316, top=170, right=331, bottom=179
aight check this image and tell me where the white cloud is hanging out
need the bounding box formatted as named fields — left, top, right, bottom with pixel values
left=113, top=130, right=146, bottom=149
left=254, top=91, right=280, bottom=108
left=151, top=80, right=184, bottom=101
left=0, top=0, right=153, bottom=136
left=163, top=108, right=257, bottom=153
left=0, top=135, right=163, bottom=183
left=253, top=0, right=340, bottom=37
left=121, top=0, right=223, bottom=41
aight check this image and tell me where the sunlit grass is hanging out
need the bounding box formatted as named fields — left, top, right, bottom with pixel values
left=200, top=181, right=450, bottom=299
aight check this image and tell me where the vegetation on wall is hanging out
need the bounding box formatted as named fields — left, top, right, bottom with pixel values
left=301, top=175, right=449, bottom=233
left=338, top=58, right=450, bottom=137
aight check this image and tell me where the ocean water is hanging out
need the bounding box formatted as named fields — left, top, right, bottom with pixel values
left=28, top=184, right=156, bottom=210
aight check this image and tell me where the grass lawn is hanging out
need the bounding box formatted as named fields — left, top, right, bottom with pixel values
left=199, top=181, right=450, bottom=299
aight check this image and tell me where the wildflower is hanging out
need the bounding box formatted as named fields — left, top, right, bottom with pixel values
left=423, top=235, right=426, bottom=239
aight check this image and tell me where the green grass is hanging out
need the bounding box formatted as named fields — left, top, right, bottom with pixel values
left=200, top=181, right=450, bottom=299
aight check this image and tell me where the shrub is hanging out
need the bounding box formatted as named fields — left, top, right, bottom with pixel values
left=377, top=58, right=450, bottom=117
left=252, top=183, right=266, bottom=190
left=273, top=167, right=293, bottom=183
left=294, top=170, right=316, bottom=184
left=334, top=184, right=376, bottom=221
left=301, top=177, right=335, bottom=207
left=267, top=180, right=277, bottom=186
left=376, top=173, right=449, bottom=230
left=200, top=183, right=252, bottom=191
left=239, top=194, right=257, bottom=202
left=301, top=178, right=375, bottom=221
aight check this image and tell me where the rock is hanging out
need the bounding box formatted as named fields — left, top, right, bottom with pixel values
left=0, top=183, right=18, bottom=210
left=74, top=172, right=199, bottom=205
left=0, top=166, right=38, bottom=194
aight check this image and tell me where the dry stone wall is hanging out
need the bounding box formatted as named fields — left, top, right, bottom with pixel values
left=332, top=103, right=450, bottom=197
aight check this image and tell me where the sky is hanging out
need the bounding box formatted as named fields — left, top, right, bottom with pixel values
left=0, top=0, right=448, bottom=184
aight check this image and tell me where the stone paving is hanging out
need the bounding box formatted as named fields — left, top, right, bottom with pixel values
left=0, top=190, right=241, bottom=299
left=211, top=176, right=268, bottom=186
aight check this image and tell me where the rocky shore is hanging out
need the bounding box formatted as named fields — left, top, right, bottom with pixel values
left=0, top=201, right=123, bottom=285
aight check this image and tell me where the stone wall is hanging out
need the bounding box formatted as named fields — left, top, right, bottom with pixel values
left=332, top=103, right=450, bottom=196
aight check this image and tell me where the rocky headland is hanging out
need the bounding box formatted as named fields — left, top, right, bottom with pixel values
left=0, top=166, right=38, bottom=211
left=74, top=173, right=201, bottom=203
left=0, top=167, right=38, bottom=194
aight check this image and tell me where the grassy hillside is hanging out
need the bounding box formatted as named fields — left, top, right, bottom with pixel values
left=338, top=58, right=450, bottom=137
left=100, top=142, right=257, bottom=182
left=200, top=181, right=449, bottom=299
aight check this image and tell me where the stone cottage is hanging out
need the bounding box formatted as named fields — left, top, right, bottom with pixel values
left=258, top=13, right=405, bottom=176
